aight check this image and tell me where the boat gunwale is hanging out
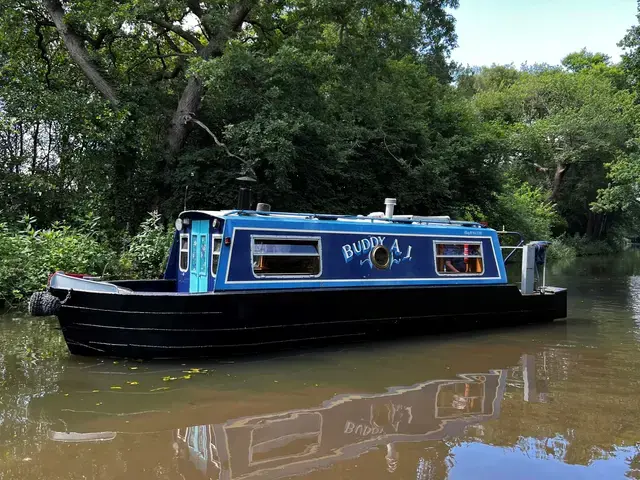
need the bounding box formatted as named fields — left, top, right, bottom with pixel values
left=49, top=282, right=566, bottom=297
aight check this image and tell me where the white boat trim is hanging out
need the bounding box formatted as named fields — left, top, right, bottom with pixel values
left=49, top=272, right=132, bottom=294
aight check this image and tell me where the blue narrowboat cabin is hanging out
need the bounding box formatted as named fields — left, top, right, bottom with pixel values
left=32, top=197, right=567, bottom=358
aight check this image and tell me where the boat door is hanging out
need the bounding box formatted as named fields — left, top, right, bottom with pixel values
left=189, top=220, right=209, bottom=293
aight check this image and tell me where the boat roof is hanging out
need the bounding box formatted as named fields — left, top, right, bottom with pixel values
left=178, top=209, right=487, bottom=229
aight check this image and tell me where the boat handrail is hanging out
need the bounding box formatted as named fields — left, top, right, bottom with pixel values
left=497, top=231, right=525, bottom=264
left=226, top=209, right=485, bottom=228
left=499, top=240, right=550, bottom=294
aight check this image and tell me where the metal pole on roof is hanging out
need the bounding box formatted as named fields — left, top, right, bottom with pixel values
left=542, top=248, right=547, bottom=293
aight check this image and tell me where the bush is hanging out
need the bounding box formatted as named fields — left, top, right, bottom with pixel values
left=547, top=236, right=578, bottom=262
left=548, top=233, right=619, bottom=261
left=0, top=212, right=175, bottom=308
left=118, top=211, right=173, bottom=279
left=490, top=181, right=564, bottom=242
left=0, top=216, right=117, bottom=306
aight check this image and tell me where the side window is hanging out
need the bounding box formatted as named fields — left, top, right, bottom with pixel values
left=190, top=236, right=198, bottom=272
left=434, top=242, right=484, bottom=275
left=179, top=234, right=189, bottom=272
left=252, top=237, right=321, bottom=278
left=211, top=235, right=222, bottom=277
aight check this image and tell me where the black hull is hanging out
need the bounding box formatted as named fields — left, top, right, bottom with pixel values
left=49, top=284, right=567, bottom=359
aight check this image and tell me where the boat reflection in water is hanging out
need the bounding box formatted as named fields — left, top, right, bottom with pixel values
left=42, top=348, right=548, bottom=479
left=174, top=366, right=516, bottom=480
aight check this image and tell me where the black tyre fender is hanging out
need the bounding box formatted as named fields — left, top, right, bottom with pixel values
left=28, top=291, right=61, bottom=317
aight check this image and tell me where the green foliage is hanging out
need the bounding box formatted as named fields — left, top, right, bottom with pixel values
left=547, top=237, right=578, bottom=262
left=0, top=216, right=116, bottom=306
left=471, top=59, right=639, bottom=239
left=490, top=181, right=564, bottom=242
left=118, top=211, right=173, bottom=279
left=562, top=48, right=611, bottom=72
left=0, top=212, right=172, bottom=306
left=0, top=0, right=639, bottom=281
left=0, top=0, right=463, bottom=229
left=548, top=234, right=619, bottom=261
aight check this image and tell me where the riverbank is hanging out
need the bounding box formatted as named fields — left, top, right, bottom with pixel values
left=548, top=234, right=626, bottom=261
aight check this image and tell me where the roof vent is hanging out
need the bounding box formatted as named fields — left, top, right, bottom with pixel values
left=256, top=203, right=271, bottom=212
left=384, top=198, right=396, bottom=218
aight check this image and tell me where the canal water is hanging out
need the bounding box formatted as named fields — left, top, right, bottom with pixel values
left=2, top=254, right=640, bottom=479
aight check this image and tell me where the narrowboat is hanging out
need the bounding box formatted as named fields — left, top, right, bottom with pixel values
left=29, top=196, right=567, bottom=358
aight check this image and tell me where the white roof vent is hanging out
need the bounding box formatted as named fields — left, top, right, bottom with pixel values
left=384, top=198, right=396, bottom=218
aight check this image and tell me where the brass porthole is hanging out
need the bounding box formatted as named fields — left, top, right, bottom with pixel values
left=371, top=245, right=391, bottom=270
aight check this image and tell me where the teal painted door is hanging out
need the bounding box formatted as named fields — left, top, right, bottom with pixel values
left=189, top=220, right=209, bottom=293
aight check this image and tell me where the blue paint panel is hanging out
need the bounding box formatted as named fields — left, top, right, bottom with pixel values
left=163, top=230, right=179, bottom=280
left=208, top=220, right=225, bottom=292
left=212, top=217, right=507, bottom=291
left=189, top=220, right=209, bottom=293
left=176, top=229, right=190, bottom=293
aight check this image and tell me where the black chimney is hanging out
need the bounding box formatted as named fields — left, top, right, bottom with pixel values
left=237, top=187, right=251, bottom=210
left=236, top=175, right=256, bottom=210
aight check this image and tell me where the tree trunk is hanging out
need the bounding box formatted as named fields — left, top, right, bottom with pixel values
left=42, top=0, right=119, bottom=105
left=18, top=122, right=24, bottom=159
left=45, top=123, right=53, bottom=171
left=586, top=211, right=594, bottom=237
left=586, top=211, right=607, bottom=239
left=167, top=77, right=204, bottom=154
left=592, top=213, right=603, bottom=240
left=32, top=121, right=40, bottom=173
left=550, top=163, right=569, bottom=202
left=166, top=3, right=251, bottom=155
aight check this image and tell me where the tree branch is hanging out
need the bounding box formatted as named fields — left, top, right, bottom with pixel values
left=90, top=29, right=111, bottom=50
left=203, top=3, right=251, bottom=58
left=185, top=114, right=246, bottom=164
left=145, top=16, right=204, bottom=51
left=34, top=21, right=52, bottom=88
left=185, top=0, right=216, bottom=39
left=186, top=0, right=203, bottom=19
left=160, top=31, right=185, bottom=54
left=126, top=52, right=192, bottom=75
left=42, top=0, right=119, bottom=105
left=156, top=43, right=167, bottom=70
left=151, top=63, right=184, bottom=82
left=532, top=162, right=549, bottom=173
left=383, top=134, right=408, bottom=167
left=167, top=2, right=251, bottom=154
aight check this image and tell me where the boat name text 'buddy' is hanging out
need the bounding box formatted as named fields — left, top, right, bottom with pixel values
left=341, top=236, right=413, bottom=269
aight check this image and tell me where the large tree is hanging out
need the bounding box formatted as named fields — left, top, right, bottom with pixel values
left=1, top=0, right=475, bottom=226
left=469, top=57, right=639, bottom=237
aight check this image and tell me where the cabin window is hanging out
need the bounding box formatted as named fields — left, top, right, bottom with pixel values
left=434, top=242, right=484, bottom=275
left=179, top=234, right=190, bottom=272
left=211, top=235, right=222, bottom=276
left=251, top=236, right=322, bottom=278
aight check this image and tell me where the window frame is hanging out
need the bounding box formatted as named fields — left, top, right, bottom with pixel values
left=433, top=240, right=485, bottom=276
left=179, top=233, right=190, bottom=273
left=211, top=234, right=222, bottom=277
left=250, top=235, right=323, bottom=279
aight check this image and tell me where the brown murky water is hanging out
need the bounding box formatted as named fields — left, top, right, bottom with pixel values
left=3, top=253, right=640, bottom=479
